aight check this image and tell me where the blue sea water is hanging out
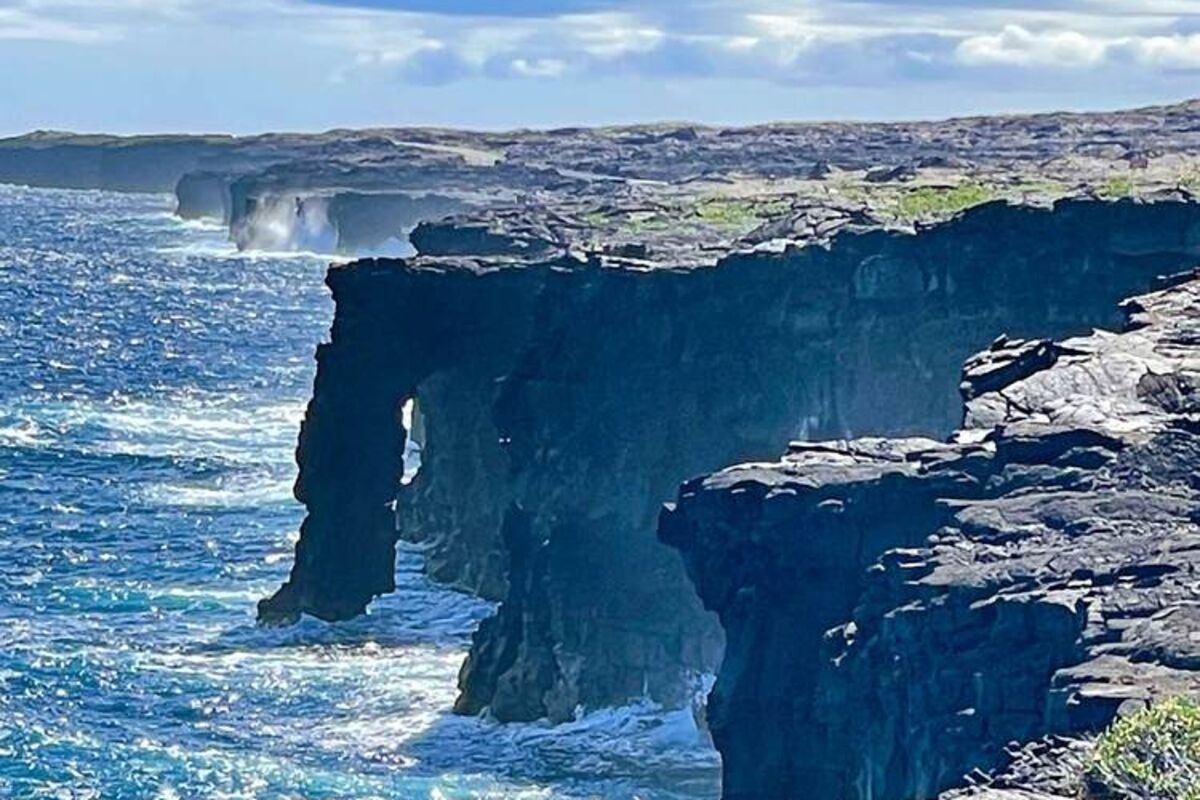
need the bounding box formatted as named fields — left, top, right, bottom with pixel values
left=0, top=186, right=719, bottom=800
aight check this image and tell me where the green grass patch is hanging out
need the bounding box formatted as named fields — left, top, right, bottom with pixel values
left=1010, top=178, right=1070, bottom=197
left=833, top=183, right=869, bottom=204
left=1181, top=169, right=1200, bottom=194
left=619, top=213, right=673, bottom=236
left=581, top=211, right=611, bottom=228
left=1086, top=696, right=1200, bottom=800
left=690, top=197, right=789, bottom=230
left=1100, top=175, right=1137, bottom=199
left=891, top=183, right=994, bottom=221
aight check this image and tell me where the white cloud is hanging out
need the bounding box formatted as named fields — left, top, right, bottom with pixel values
left=954, top=24, right=1200, bottom=71
left=6, top=0, right=1200, bottom=90
left=559, top=12, right=664, bottom=58
left=955, top=24, right=1109, bottom=67
left=0, top=5, right=116, bottom=41
left=311, top=11, right=438, bottom=67
left=1124, top=33, right=1200, bottom=69
left=510, top=56, right=566, bottom=77
left=0, top=0, right=199, bottom=42
left=307, top=0, right=1200, bottom=88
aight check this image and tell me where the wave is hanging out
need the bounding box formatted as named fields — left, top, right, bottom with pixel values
left=0, top=395, right=306, bottom=463
left=0, top=417, right=54, bottom=449
left=141, top=473, right=296, bottom=509
left=156, top=241, right=348, bottom=263
left=171, top=216, right=228, bottom=234
left=402, top=696, right=719, bottom=799
left=0, top=186, right=720, bottom=800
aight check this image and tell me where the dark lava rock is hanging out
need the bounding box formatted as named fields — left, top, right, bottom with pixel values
left=410, top=210, right=564, bottom=258
left=866, top=163, right=919, bottom=183
left=661, top=271, right=1200, bottom=799
left=739, top=200, right=879, bottom=247
left=8, top=99, right=1200, bottom=264
left=261, top=197, right=1200, bottom=730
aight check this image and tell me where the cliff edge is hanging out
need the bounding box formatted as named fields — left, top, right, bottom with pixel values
left=661, top=270, right=1200, bottom=798
left=261, top=196, right=1200, bottom=728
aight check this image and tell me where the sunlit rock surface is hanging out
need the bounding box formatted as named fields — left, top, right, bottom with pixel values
left=662, top=270, right=1200, bottom=799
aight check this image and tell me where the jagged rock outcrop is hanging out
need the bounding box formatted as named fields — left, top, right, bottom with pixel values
left=661, top=270, right=1200, bottom=799
left=262, top=197, right=1200, bottom=727
left=258, top=259, right=551, bottom=620
left=940, top=735, right=1094, bottom=799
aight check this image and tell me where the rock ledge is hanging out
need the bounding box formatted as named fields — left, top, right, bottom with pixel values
left=662, top=271, right=1200, bottom=799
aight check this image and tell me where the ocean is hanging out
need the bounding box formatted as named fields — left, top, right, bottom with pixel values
left=0, top=186, right=719, bottom=800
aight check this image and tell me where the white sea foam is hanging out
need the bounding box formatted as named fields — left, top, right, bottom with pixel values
left=0, top=395, right=306, bottom=462
left=142, top=473, right=296, bottom=509
left=0, top=417, right=51, bottom=448
left=238, top=194, right=338, bottom=254
left=173, top=217, right=228, bottom=234
left=157, top=241, right=347, bottom=263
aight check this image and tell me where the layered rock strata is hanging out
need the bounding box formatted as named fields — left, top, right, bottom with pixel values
left=662, top=270, right=1200, bottom=799
left=262, top=197, right=1200, bottom=726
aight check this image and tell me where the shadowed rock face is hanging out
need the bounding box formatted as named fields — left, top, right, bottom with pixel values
left=226, top=189, right=466, bottom=255
left=261, top=198, right=1200, bottom=726
left=328, top=192, right=467, bottom=255
left=0, top=138, right=238, bottom=193
left=661, top=270, right=1200, bottom=799
left=257, top=260, right=550, bottom=621
left=174, top=171, right=236, bottom=222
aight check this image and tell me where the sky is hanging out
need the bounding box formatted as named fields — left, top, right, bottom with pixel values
left=1, top=0, right=1199, bottom=134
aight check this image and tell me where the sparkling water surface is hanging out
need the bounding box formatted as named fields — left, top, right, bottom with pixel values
left=0, top=186, right=719, bottom=800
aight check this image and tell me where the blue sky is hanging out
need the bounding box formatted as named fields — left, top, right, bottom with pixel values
left=2, top=0, right=1199, bottom=134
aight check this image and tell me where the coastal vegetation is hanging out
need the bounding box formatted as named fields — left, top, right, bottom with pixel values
left=1086, top=696, right=1200, bottom=800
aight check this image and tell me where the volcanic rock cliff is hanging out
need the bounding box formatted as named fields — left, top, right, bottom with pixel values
left=261, top=196, right=1200, bottom=728
left=661, top=269, right=1200, bottom=799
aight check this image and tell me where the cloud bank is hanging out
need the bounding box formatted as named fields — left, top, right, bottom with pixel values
left=10, top=0, right=1200, bottom=82
left=1, top=0, right=1198, bottom=133
left=289, top=0, right=1200, bottom=90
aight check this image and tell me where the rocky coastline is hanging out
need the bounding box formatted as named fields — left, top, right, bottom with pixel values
left=7, top=101, right=1200, bottom=798
left=6, top=99, right=1200, bottom=260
